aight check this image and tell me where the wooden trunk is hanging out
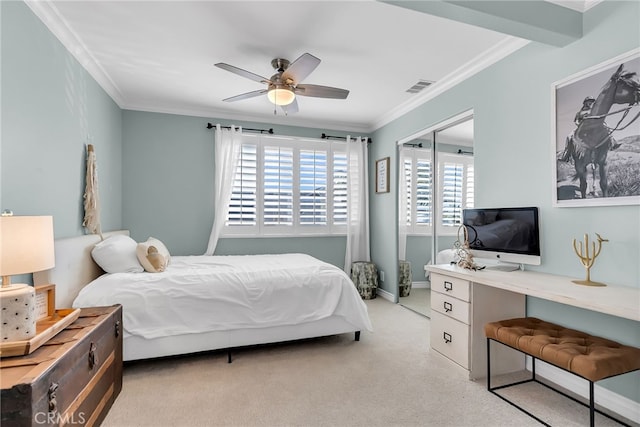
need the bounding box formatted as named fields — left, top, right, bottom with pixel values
left=1, top=305, right=123, bottom=427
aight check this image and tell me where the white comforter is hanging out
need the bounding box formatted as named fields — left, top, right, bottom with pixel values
left=73, top=254, right=372, bottom=339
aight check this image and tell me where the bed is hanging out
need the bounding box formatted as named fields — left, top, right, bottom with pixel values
left=33, top=231, right=372, bottom=361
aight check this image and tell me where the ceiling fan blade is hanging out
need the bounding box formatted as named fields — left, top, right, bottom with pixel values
left=215, top=63, right=270, bottom=84
left=295, top=84, right=349, bottom=99
left=222, top=89, right=267, bottom=102
left=282, top=53, right=321, bottom=84
left=280, top=98, right=299, bottom=115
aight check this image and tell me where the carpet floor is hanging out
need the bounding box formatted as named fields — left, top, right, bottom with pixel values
left=103, top=298, right=633, bottom=427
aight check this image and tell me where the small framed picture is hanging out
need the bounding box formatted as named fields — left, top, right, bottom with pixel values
left=35, top=284, right=56, bottom=321
left=376, top=157, right=390, bottom=193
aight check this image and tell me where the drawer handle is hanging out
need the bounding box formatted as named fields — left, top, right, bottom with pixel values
left=48, top=382, right=59, bottom=413
left=89, top=342, right=98, bottom=369
left=443, top=332, right=452, bottom=344
left=444, top=301, right=453, bottom=312
left=444, top=281, right=453, bottom=292
left=115, top=320, right=121, bottom=338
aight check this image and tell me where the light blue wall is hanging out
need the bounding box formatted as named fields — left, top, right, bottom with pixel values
left=121, top=110, right=363, bottom=268
left=1, top=1, right=123, bottom=239
left=3, top=0, right=638, bottom=402
left=370, top=1, right=640, bottom=400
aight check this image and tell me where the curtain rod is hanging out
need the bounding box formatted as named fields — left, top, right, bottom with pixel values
left=206, top=123, right=274, bottom=134
left=321, top=133, right=372, bottom=144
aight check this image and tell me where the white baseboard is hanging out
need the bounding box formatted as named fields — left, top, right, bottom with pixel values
left=527, top=358, right=640, bottom=424
left=376, top=287, right=395, bottom=302
left=411, top=281, right=430, bottom=289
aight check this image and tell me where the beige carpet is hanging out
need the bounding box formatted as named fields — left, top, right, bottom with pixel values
left=103, top=298, right=633, bottom=427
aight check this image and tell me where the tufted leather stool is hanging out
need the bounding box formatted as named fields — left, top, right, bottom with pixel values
left=485, top=317, right=640, bottom=426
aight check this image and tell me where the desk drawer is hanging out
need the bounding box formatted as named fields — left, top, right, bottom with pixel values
left=431, top=273, right=470, bottom=302
left=431, top=291, right=470, bottom=324
left=430, top=311, right=469, bottom=369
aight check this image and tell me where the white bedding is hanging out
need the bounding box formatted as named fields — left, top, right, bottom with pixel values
left=73, top=253, right=372, bottom=340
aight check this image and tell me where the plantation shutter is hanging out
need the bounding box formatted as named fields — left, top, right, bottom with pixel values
left=441, top=161, right=464, bottom=228
left=415, top=157, right=432, bottom=229
left=466, top=164, right=475, bottom=208
left=223, top=134, right=350, bottom=236
left=437, top=153, right=474, bottom=234
left=332, top=152, right=348, bottom=225
left=228, top=143, right=257, bottom=225
left=402, top=157, right=412, bottom=227
left=263, top=146, right=293, bottom=226
left=399, top=148, right=433, bottom=234
left=299, top=149, right=328, bottom=225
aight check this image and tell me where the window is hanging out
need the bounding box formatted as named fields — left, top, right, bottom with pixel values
left=224, top=134, right=348, bottom=236
left=401, top=149, right=474, bottom=236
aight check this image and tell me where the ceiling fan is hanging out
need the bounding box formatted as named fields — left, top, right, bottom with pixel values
left=215, top=53, right=349, bottom=114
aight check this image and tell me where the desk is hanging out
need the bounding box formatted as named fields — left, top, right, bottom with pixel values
left=424, top=264, right=640, bottom=380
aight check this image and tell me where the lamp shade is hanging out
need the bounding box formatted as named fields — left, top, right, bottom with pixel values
left=0, top=216, right=54, bottom=342
left=0, top=216, right=55, bottom=279
left=267, top=86, right=295, bottom=106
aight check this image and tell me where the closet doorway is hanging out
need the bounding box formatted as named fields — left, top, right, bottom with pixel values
left=397, top=112, right=474, bottom=317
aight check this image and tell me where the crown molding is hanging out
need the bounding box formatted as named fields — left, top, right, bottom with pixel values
left=584, top=0, right=604, bottom=11
left=24, top=0, right=126, bottom=107
left=122, top=103, right=372, bottom=135
left=370, top=37, right=530, bottom=132
left=547, top=0, right=603, bottom=12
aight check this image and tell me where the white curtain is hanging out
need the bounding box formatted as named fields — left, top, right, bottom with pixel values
left=398, top=147, right=408, bottom=261
left=205, top=124, right=242, bottom=255
left=344, top=136, right=370, bottom=275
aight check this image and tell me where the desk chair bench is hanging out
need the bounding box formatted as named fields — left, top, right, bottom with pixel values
left=485, top=317, right=640, bottom=426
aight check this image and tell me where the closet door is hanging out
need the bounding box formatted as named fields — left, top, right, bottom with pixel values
left=396, top=115, right=474, bottom=318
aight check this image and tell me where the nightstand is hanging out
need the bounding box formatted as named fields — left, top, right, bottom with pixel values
left=1, top=305, right=123, bottom=426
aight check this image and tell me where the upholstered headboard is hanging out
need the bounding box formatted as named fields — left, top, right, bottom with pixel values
left=33, top=230, right=129, bottom=308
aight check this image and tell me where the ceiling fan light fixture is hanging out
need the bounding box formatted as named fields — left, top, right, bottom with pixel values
left=267, top=86, right=295, bottom=106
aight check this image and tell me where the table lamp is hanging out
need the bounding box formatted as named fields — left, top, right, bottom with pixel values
left=0, top=215, right=55, bottom=342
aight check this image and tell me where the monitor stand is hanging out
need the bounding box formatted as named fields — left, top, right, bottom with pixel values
left=484, top=262, right=523, bottom=272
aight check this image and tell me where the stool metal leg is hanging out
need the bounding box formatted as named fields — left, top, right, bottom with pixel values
left=531, top=357, right=536, bottom=381
left=590, top=381, right=595, bottom=427
left=487, top=337, right=492, bottom=390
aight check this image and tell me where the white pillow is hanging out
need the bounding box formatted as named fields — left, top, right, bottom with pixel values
left=91, top=235, right=144, bottom=274
left=136, top=237, right=171, bottom=273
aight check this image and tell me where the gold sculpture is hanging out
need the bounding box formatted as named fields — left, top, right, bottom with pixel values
left=572, top=233, right=608, bottom=287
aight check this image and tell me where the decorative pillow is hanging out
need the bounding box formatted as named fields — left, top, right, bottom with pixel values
left=91, top=235, right=144, bottom=274
left=136, top=237, right=171, bottom=273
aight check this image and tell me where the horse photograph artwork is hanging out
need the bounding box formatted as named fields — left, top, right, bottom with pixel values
left=553, top=50, right=640, bottom=207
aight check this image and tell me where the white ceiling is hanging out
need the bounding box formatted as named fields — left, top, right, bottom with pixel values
left=27, top=1, right=591, bottom=133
